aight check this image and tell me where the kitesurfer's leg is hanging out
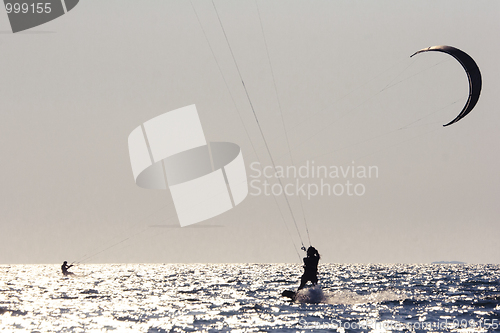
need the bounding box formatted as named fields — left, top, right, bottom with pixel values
left=311, top=275, right=318, bottom=286
left=298, top=275, right=308, bottom=290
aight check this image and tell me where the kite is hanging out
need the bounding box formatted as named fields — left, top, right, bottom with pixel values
left=410, top=45, right=482, bottom=126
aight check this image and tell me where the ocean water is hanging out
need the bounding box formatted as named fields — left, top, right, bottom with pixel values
left=0, top=264, right=499, bottom=332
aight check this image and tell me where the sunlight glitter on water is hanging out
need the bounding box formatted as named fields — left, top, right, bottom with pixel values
left=0, top=264, right=499, bottom=332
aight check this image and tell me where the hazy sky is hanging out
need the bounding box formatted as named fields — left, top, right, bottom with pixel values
left=0, top=0, right=499, bottom=264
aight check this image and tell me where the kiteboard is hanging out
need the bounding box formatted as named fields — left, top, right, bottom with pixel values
left=282, top=290, right=296, bottom=301
left=282, top=286, right=326, bottom=303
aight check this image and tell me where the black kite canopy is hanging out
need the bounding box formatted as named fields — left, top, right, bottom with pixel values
left=410, top=45, right=482, bottom=127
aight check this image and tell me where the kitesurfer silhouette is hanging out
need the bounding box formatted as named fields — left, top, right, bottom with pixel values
left=61, top=261, right=74, bottom=276
left=297, top=246, right=320, bottom=290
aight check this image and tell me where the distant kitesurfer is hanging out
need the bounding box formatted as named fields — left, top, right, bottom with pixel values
left=297, top=246, right=320, bottom=290
left=61, top=261, right=74, bottom=276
